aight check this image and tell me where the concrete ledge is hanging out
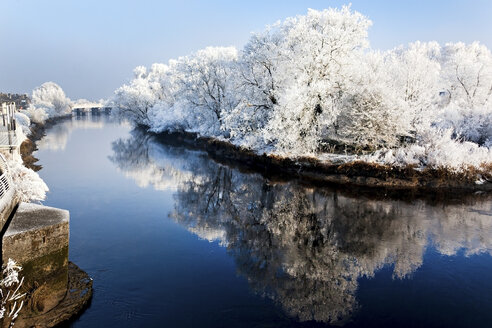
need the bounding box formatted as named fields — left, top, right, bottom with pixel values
left=3, top=202, right=69, bottom=265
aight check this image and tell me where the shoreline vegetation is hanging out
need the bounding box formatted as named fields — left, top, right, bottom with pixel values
left=20, top=115, right=73, bottom=172
left=21, top=6, right=492, bottom=192
left=151, top=129, right=492, bottom=192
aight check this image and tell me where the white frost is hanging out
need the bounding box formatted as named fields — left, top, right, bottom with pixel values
left=109, top=6, right=492, bottom=173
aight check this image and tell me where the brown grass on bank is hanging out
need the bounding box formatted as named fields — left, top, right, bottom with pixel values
left=20, top=139, right=42, bottom=172
left=153, top=129, right=492, bottom=191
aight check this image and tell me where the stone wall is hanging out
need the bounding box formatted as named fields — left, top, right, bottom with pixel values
left=2, top=202, right=70, bottom=327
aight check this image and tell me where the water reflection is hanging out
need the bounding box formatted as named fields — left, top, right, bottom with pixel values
left=37, top=115, right=108, bottom=151
left=110, top=129, right=492, bottom=325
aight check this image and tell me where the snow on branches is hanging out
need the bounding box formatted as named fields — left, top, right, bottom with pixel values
left=26, top=82, right=73, bottom=124
left=0, top=259, right=25, bottom=326
left=111, top=6, right=492, bottom=172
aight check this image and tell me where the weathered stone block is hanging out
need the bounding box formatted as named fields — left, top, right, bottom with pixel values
left=2, top=202, right=69, bottom=265
left=2, top=202, right=70, bottom=321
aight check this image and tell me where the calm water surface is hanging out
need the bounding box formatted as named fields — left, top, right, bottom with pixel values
left=34, top=115, right=492, bottom=328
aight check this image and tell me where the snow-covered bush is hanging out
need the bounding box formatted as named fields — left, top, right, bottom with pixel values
left=8, top=157, right=49, bottom=202
left=368, top=128, right=492, bottom=170
left=435, top=42, right=492, bottom=145
left=0, top=258, right=25, bottom=326
left=384, top=41, right=442, bottom=132
left=436, top=104, right=492, bottom=145
left=26, top=82, right=72, bottom=124
left=14, top=112, right=31, bottom=135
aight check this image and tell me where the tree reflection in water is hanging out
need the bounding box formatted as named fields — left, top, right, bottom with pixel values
left=37, top=115, right=106, bottom=151
left=110, top=128, right=492, bottom=325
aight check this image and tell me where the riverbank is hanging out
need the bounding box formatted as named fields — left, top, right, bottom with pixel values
left=22, top=115, right=492, bottom=195
left=151, top=129, right=492, bottom=192
left=9, top=114, right=93, bottom=327
left=20, top=115, right=73, bottom=171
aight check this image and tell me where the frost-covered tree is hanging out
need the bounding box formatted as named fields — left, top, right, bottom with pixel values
left=172, top=46, right=239, bottom=136
left=222, top=30, right=284, bottom=147
left=441, top=42, right=492, bottom=108
left=113, top=64, right=171, bottom=126
left=263, top=6, right=373, bottom=154
left=110, top=6, right=492, bottom=172
left=436, top=42, right=492, bottom=145
left=335, top=53, right=402, bottom=150
left=114, top=47, right=240, bottom=137
left=337, top=42, right=442, bottom=150
left=386, top=42, right=442, bottom=131
left=26, top=82, right=72, bottom=123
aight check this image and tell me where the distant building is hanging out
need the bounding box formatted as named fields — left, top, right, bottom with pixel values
left=0, top=93, right=31, bottom=110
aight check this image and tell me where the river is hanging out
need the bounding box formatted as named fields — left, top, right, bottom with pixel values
left=33, top=114, right=492, bottom=327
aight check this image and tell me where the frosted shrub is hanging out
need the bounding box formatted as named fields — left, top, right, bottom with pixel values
left=436, top=104, right=492, bottom=145
left=8, top=157, right=49, bottom=202
left=148, top=101, right=189, bottom=133
left=369, top=128, right=492, bottom=171
left=335, top=53, right=406, bottom=150
left=14, top=113, right=31, bottom=136
left=0, top=259, right=25, bottom=327
left=221, top=26, right=285, bottom=147
left=337, top=90, right=401, bottom=150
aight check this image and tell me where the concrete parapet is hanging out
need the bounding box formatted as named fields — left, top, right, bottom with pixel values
left=3, top=202, right=69, bottom=265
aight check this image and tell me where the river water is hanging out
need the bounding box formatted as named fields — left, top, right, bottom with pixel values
left=33, top=115, right=492, bottom=328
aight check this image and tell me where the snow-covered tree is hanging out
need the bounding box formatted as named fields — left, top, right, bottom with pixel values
left=112, top=64, right=170, bottom=126
left=172, top=46, right=239, bottom=136
left=436, top=42, right=492, bottom=145
left=110, top=6, right=492, bottom=172
left=221, top=29, right=284, bottom=147
left=334, top=53, right=400, bottom=150
left=385, top=42, right=442, bottom=131
left=26, top=82, right=72, bottom=123
left=263, top=6, right=373, bottom=154
left=441, top=42, right=492, bottom=108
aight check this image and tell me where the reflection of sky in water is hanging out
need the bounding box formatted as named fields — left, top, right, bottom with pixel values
left=37, top=116, right=128, bottom=151
left=35, top=116, right=492, bottom=328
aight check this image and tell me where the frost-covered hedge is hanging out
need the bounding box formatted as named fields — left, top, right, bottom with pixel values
left=111, top=6, right=492, bottom=172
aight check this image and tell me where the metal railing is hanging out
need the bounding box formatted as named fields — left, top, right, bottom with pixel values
left=0, top=102, right=20, bottom=152
left=1, top=102, right=17, bottom=131
left=0, top=154, right=13, bottom=202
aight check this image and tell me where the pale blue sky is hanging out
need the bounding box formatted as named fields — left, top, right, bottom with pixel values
left=1, top=0, right=491, bottom=100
